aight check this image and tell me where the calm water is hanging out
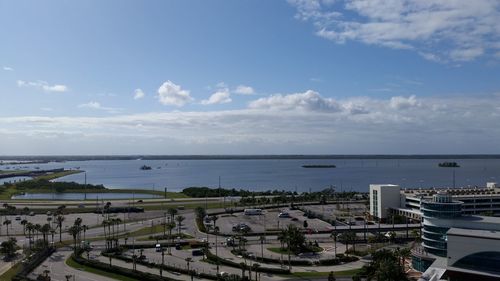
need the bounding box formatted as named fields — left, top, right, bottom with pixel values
left=2, top=159, right=500, bottom=192
left=11, top=192, right=161, bottom=200
left=3, top=159, right=500, bottom=191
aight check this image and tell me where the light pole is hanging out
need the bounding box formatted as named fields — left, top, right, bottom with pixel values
left=160, top=248, right=165, bottom=277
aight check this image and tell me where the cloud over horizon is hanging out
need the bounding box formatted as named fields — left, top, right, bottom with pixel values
left=3, top=91, right=500, bottom=154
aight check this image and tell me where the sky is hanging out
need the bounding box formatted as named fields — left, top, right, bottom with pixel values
left=1, top=0, right=500, bottom=155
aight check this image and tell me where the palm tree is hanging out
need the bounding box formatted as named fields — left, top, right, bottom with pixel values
left=339, top=231, right=356, bottom=255
left=56, top=215, right=65, bottom=242
left=240, top=262, right=247, bottom=279
left=34, top=224, right=42, bottom=242
left=330, top=232, right=338, bottom=257
left=41, top=224, right=51, bottom=247
left=167, top=208, right=178, bottom=223
left=20, top=219, right=28, bottom=235
left=102, top=220, right=109, bottom=249
left=26, top=222, right=34, bottom=249
left=165, top=222, right=175, bottom=254
left=252, top=263, right=260, bottom=281
left=82, top=225, right=88, bottom=242
left=175, top=215, right=185, bottom=236
left=3, top=219, right=11, bottom=237
left=68, top=225, right=80, bottom=254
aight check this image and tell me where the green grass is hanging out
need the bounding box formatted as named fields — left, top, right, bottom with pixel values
left=268, top=246, right=323, bottom=255
left=291, top=268, right=362, bottom=277
left=35, top=170, right=83, bottom=180
left=0, top=169, right=30, bottom=175
left=0, top=260, right=23, bottom=280
left=65, top=255, right=138, bottom=281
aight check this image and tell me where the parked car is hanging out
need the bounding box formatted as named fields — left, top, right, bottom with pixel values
left=15, top=216, right=21, bottom=221
left=29, top=211, right=35, bottom=216
left=226, top=237, right=235, bottom=246
left=232, top=223, right=251, bottom=232
left=218, top=272, right=229, bottom=277
left=175, top=244, right=182, bottom=250
left=278, top=212, right=290, bottom=218
left=291, top=217, right=299, bottom=221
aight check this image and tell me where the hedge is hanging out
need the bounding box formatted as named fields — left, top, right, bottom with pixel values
left=204, top=249, right=290, bottom=275
left=12, top=247, right=56, bottom=281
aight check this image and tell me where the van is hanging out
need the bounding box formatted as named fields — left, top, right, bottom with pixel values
left=155, top=244, right=162, bottom=252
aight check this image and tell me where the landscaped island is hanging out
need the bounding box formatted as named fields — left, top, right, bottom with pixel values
left=438, top=162, right=460, bottom=167
left=302, top=164, right=336, bottom=168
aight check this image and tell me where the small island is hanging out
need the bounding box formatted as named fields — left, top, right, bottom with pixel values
left=438, top=162, right=460, bottom=168
left=302, top=164, right=336, bottom=168
left=140, top=165, right=152, bottom=170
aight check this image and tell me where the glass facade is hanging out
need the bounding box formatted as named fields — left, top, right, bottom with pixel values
left=372, top=190, right=378, bottom=218
left=420, top=193, right=463, bottom=258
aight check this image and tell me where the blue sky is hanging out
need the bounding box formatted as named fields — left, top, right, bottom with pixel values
left=1, top=0, right=500, bottom=155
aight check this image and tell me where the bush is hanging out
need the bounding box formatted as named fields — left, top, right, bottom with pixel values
left=204, top=249, right=290, bottom=274
left=13, top=248, right=56, bottom=281
left=101, top=252, right=217, bottom=280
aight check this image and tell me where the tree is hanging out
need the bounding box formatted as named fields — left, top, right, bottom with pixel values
left=167, top=208, right=178, bottom=223
left=40, top=224, right=51, bottom=247
left=175, top=215, right=185, bottom=236
left=0, top=237, right=17, bottom=260
left=330, top=232, right=338, bottom=257
left=21, top=219, right=28, bottom=235
left=339, top=231, right=356, bottom=255
left=56, top=215, right=65, bottom=242
left=3, top=219, right=11, bottom=237
left=26, top=222, right=34, bottom=249
left=327, top=271, right=336, bottom=281
left=355, top=249, right=409, bottom=281
left=68, top=225, right=80, bottom=254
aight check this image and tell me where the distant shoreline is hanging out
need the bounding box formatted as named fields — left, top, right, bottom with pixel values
left=1, top=154, right=500, bottom=162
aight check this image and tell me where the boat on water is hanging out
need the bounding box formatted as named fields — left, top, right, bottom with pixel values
left=140, top=165, right=152, bottom=170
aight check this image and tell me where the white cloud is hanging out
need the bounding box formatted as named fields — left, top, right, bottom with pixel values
left=3, top=66, right=13, bottom=71
left=249, top=90, right=341, bottom=112
left=201, top=88, right=232, bottom=105
left=3, top=93, right=500, bottom=154
left=157, top=80, right=193, bottom=107
left=133, top=88, right=145, bottom=100
left=234, top=85, right=255, bottom=95
left=389, top=95, right=420, bottom=110
left=288, top=0, right=500, bottom=62
left=78, top=101, right=121, bottom=113
left=17, top=80, right=68, bottom=93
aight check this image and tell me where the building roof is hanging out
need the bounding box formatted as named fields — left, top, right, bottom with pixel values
left=447, top=227, right=500, bottom=240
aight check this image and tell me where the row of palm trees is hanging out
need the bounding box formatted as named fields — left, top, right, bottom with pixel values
left=102, top=217, right=122, bottom=250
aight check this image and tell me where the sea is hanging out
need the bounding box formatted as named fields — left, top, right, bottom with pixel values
left=2, top=157, right=500, bottom=193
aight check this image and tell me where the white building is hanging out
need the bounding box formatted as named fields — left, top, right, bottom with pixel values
left=369, top=184, right=401, bottom=220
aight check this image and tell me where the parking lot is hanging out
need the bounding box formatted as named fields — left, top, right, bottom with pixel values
left=213, top=208, right=334, bottom=234
left=301, top=203, right=368, bottom=224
